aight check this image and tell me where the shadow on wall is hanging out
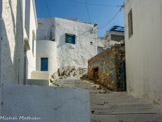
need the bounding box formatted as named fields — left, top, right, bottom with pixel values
left=57, top=34, right=66, bottom=48
left=1, top=0, right=24, bottom=85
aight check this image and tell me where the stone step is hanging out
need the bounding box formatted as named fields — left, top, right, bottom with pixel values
left=91, top=107, right=161, bottom=115
left=92, top=114, right=162, bottom=122
left=55, top=78, right=162, bottom=122
left=90, top=98, right=145, bottom=106
left=91, top=103, right=153, bottom=109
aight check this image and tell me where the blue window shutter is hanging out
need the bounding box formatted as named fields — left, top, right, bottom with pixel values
left=65, top=33, right=76, bottom=44
left=73, top=35, right=76, bottom=44
left=41, top=58, right=48, bottom=71
left=65, top=34, right=68, bottom=43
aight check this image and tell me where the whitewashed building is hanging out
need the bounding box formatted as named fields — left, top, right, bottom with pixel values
left=104, top=26, right=124, bottom=47
left=124, top=0, right=162, bottom=106
left=0, top=0, right=38, bottom=85
left=0, top=0, right=24, bottom=85
left=23, top=0, right=38, bottom=81
left=97, top=37, right=109, bottom=54
left=97, top=26, right=124, bottom=54
left=36, top=17, right=98, bottom=77
left=0, top=1, right=90, bottom=121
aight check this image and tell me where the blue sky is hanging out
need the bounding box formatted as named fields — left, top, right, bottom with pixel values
left=35, top=0, right=124, bottom=37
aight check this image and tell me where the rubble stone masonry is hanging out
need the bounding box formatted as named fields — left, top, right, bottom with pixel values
left=88, top=44, right=126, bottom=91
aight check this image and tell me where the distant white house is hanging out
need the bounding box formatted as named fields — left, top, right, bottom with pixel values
left=104, top=26, right=124, bottom=47
left=124, top=0, right=162, bottom=107
left=97, top=26, right=124, bottom=54
left=36, top=17, right=98, bottom=77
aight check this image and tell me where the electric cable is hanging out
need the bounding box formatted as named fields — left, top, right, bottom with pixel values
left=98, top=6, right=123, bottom=29
left=44, top=0, right=52, bottom=17
left=85, top=0, right=91, bottom=23
left=68, top=0, right=121, bottom=7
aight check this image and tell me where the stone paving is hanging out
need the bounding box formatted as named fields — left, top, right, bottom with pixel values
left=55, top=77, right=162, bottom=122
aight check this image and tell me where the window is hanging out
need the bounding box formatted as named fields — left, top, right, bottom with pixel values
left=41, top=58, right=48, bottom=71
left=65, top=33, right=76, bottom=44
left=128, top=9, right=133, bottom=38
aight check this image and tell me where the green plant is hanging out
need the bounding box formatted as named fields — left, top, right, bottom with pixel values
left=50, top=79, right=54, bottom=83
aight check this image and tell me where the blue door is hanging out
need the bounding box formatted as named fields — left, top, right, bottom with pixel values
left=41, top=58, right=48, bottom=71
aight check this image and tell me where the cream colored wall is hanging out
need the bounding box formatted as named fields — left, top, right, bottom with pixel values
left=124, top=0, right=162, bottom=106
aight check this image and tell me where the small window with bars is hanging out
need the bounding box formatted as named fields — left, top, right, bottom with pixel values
left=65, top=33, right=76, bottom=44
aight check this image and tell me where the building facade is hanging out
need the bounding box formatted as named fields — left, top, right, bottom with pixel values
left=97, top=26, right=124, bottom=55
left=124, top=0, right=162, bottom=106
left=104, top=26, right=124, bottom=47
left=0, top=0, right=37, bottom=85
left=36, top=17, right=98, bottom=77
left=0, top=0, right=37, bottom=115
left=0, top=0, right=24, bottom=85
left=0, top=1, right=90, bottom=120
left=24, top=0, right=38, bottom=80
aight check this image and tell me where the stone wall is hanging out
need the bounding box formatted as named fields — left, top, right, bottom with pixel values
left=88, top=44, right=126, bottom=91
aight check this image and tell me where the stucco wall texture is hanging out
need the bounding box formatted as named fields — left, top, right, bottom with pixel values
left=36, top=40, right=57, bottom=76
left=2, top=85, right=90, bottom=122
left=37, top=17, right=97, bottom=71
left=0, top=0, right=24, bottom=85
left=124, top=0, right=162, bottom=106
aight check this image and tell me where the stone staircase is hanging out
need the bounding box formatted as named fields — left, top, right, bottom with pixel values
left=54, top=78, right=162, bottom=122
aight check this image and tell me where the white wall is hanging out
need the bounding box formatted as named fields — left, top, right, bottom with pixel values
left=37, top=18, right=54, bottom=40
left=37, top=17, right=97, bottom=69
left=2, top=85, right=90, bottom=122
left=36, top=40, right=57, bottom=77
left=25, top=0, right=37, bottom=79
left=55, top=18, right=97, bottom=68
left=124, top=0, right=162, bottom=106
left=109, top=40, right=123, bottom=47
left=0, top=0, right=24, bottom=84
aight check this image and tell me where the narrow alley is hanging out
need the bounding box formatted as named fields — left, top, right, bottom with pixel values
left=55, top=77, right=162, bottom=122
left=1, top=0, right=162, bottom=121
